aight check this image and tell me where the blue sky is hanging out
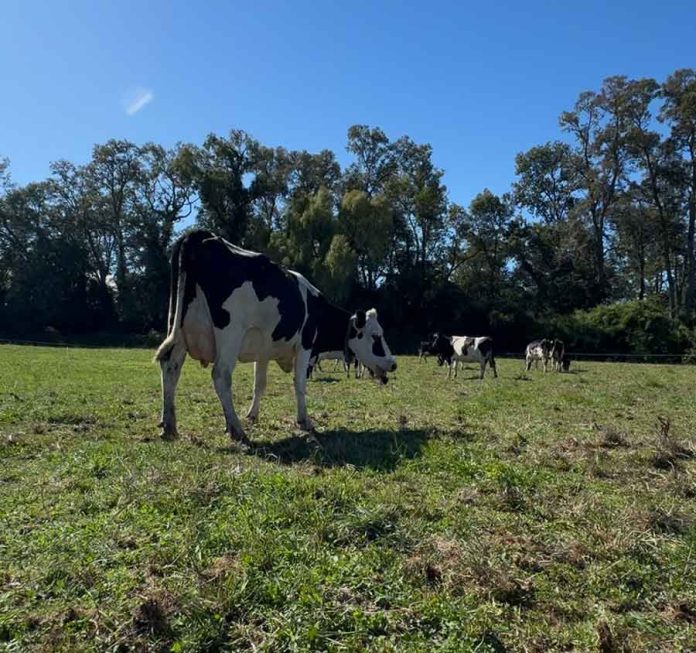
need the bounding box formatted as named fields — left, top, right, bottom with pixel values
left=1, top=0, right=694, bottom=206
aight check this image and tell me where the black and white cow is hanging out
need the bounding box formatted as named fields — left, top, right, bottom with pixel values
left=525, top=339, right=552, bottom=372
left=155, top=230, right=397, bottom=444
left=551, top=339, right=565, bottom=372
left=431, top=333, right=497, bottom=379
left=561, top=353, right=571, bottom=372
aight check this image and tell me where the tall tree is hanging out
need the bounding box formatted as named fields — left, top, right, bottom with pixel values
left=194, top=130, right=258, bottom=245
left=88, top=140, right=143, bottom=295
left=560, top=80, right=629, bottom=297
left=661, top=69, right=696, bottom=316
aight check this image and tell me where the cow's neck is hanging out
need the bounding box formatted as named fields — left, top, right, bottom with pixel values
left=314, top=297, right=352, bottom=353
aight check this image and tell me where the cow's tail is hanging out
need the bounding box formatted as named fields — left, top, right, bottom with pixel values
left=155, top=236, right=186, bottom=362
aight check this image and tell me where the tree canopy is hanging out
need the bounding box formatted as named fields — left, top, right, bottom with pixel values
left=2, top=69, right=696, bottom=353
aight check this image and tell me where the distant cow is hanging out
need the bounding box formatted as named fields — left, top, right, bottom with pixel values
left=561, top=354, right=571, bottom=372
left=525, top=339, right=553, bottom=372
left=418, top=340, right=435, bottom=361
left=309, top=350, right=347, bottom=377
left=431, top=333, right=498, bottom=379
left=551, top=339, right=565, bottom=372
left=155, top=230, right=397, bottom=444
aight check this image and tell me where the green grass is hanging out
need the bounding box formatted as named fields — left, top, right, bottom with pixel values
left=1, top=346, right=696, bottom=652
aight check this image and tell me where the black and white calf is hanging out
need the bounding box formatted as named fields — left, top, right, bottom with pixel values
left=155, top=230, right=396, bottom=444
left=431, top=333, right=497, bottom=379
left=525, top=339, right=552, bottom=372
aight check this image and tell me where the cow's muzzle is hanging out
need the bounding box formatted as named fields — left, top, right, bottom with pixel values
left=374, top=365, right=390, bottom=385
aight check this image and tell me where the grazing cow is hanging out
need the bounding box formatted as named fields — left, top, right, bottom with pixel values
left=525, top=339, right=552, bottom=372
left=431, top=333, right=498, bottom=379
left=155, top=230, right=397, bottom=444
left=418, top=340, right=435, bottom=361
left=551, top=339, right=565, bottom=372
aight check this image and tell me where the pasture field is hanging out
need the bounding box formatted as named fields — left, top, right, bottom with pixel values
left=1, top=346, right=696, bottom=652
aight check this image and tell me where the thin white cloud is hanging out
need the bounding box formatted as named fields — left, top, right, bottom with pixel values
left=123, top=87, right=154, bottom=116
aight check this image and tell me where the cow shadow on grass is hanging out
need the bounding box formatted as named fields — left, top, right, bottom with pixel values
left=246, top=427, right=431, bottom=471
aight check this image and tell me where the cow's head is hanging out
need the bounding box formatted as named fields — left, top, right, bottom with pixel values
left=346, top=308, right=397, bottom=384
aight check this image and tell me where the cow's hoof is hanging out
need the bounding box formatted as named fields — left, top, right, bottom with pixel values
left=245, top=413, right=258, bottom=423
left=160, top=429, right=178, bottom=441
left=228, top=430, right=252, bottom=448
left=297, top=419, right=314, bottom=433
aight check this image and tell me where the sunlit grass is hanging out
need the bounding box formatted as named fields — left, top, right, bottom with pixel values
left=1, top=346, right=695, bottom=651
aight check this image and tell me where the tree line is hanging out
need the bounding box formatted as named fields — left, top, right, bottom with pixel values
left=1, top=68, right=696, bottom=354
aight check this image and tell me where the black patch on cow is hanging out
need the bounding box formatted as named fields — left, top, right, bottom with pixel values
left=477, top=338, right=493, bottom=358
left=354, top=310, right=366, bottom=328
left=301, top=289, right=321, bottom=350
left=303, top=293, right=353, bottom=360
left=431, top=333, right=454, bottom=366
left=372, top=335, right=386, bottom=357
left=177, top=230, right=305, bottom=341
left=347, top=324, right=358, bottom=340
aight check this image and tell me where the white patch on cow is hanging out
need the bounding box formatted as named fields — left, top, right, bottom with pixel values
left=182, top=284, right=216, bottom=364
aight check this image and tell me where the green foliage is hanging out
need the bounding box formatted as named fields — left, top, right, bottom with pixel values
left=546, top=297, right=695, bottom=354
left=2, top=68, right=696, bottom=349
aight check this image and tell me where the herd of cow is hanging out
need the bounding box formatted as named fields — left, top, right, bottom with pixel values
left=418, top=335, right=571, bottom=376
left=155, top=230, right=569, bottom=445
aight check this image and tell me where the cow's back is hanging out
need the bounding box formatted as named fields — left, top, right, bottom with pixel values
left=176, top=231, right=309, bottom=364
left=451, top=336, right=485, bottom=361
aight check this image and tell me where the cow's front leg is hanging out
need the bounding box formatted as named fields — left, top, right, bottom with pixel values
left=212, top=358, right=249, bottom=446
left=293, top=348, right=314, bottom=432
left=246, top=360, right=268, bottom=422
left=158, top=341, right=186, bottom=440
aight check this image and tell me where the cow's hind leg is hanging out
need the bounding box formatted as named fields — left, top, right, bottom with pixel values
left=294, top=348, right=314, bottom=432
left=490, top=356, right=498, bottom=378
left=211, top=336, right=249, bottom=445
left=246, top=359, right=268, bottom=422
left=158, top=340, right=187, bottom=440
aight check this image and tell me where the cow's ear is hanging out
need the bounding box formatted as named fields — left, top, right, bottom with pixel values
left=354, top=310, right=366, bottom=329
